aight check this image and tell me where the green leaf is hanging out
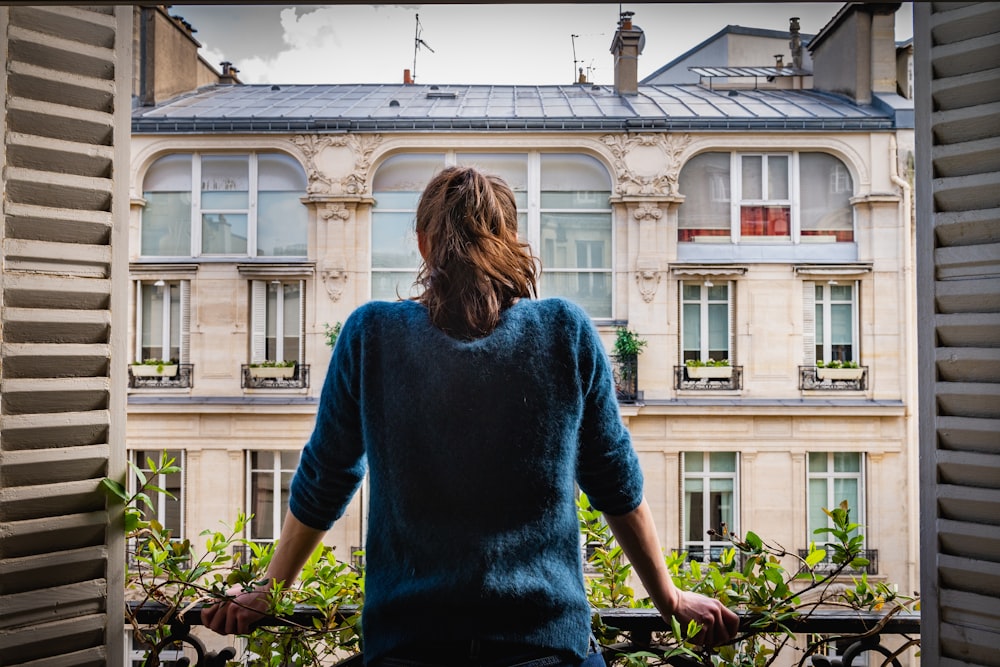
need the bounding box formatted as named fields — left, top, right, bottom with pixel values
left=805, top=549, right=828, bottom=568
left=745, top=531, right=763, bottom=550
left=101, top=478, right=128, bottom=502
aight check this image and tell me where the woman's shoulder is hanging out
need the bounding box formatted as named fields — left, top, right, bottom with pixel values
left=519, top=297, right=592, bottom=325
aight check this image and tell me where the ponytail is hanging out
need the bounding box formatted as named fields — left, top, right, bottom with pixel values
left=415, top=166, right=538, bottom=339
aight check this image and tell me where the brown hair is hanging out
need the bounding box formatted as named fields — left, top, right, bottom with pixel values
left=415, top=166, right=538, bottom=339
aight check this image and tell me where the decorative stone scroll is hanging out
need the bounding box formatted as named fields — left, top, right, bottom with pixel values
left=292, top=133, right=383, bottom=196
left=601, top=133, right=691, bottom=197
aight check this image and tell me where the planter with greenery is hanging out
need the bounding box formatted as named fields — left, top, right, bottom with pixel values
left=684, top=358, right=732, bottom=379
left=324, top=322, right=342, bottom=349
left=816, top=360, right=863, bottom=380
left=130, top=359, right=179, bottom=377
left=249, top=360, right=297, bottom=378
left=612, top=327, right=647, bottom=402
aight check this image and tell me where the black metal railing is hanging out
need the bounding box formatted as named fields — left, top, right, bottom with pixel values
left=674, top=365, right=743, bottom=390
left=128, top=364, right=194, bottom=389
left=799, top=365, right=868, bottom=391
left=675, top=545, right=748, bottom=569
left=797, top=548, right=879, bottom=575
left=126, top=601, right=919, bottom=667
left=611, top=354, right=639, bottom=402
left=241, top=363, right=310, bottom=389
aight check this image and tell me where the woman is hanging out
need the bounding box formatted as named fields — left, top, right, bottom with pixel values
left=203, top=166, right=739, bottom=665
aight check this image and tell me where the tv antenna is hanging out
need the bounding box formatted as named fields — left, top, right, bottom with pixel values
left=413, top=13, right=434, bottom=83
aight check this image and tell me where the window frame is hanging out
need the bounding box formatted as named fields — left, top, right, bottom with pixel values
left=681, top=451, right=740, bottom=562
left=245, top=450, right=300, bottom=543
left=806, top=451, right=866, bottom=547
left=140, top=152, right=307, bottom=260
left=249, top=279, right=305, bottom=365
left=806, top=280, right=860, bottom=365
left=370, top=151, right=614, bottom=320
left=134, top=279, right=189, bottom=364
left=128, top=449, right=185, bottom=537
left=680, top=279, right=734, bottom=364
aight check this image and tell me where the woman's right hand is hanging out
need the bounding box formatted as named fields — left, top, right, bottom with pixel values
left=201, top=587, right=270, bottom=636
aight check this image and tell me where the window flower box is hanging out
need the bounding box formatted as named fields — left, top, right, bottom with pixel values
left=248, top=364, right=296, bottom=379
left=130, top=362, right=178, bottom=377
left=686, top=365, right=733, bottom=379
left=816, top=367, right=864, bottom=381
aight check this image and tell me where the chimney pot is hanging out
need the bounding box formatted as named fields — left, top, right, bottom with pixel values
left=775, top=54, right=784, bottom=69
left=403, top=68, right=413, bottom=85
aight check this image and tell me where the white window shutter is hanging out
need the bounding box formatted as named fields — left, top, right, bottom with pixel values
left=179, top=280, right=191, bottom=364
left=250, top=280, right=267, bottom=363
left=915, top=3, right=1000, bottom=664
left=298, top=280, right=306, bottom=363
left=135, top=280, right=143, bottom=361
left=728, top=281, right=736, bottom=362
left=0, top=6, right=129, bottom=664
left=802, top=281, right=816, bottom=365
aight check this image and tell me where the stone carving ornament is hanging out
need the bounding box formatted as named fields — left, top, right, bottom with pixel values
left=601, top=133, right=691, bottom=197
left=292, top=133, right=382, bottom=196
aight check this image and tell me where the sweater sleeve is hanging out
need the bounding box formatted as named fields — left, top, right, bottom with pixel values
left=288, top=307, right=368, bottom=530
left=573, top=309, right=644, bottom=516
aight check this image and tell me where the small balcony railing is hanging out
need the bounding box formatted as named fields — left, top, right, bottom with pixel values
left=241, top=363, right=310, bottom=389
left=674, top=365, right=743, bottom=390
left=799, top=365, right=868, bottom=391
left=611, top=354, right=640, bottom=403
left=798, top=548, right=878, bottom=575
left=126, top=600, right=919, bottom=667
left=128, top=364, right=194, bottom=389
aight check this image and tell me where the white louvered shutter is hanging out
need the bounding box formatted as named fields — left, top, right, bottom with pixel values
left=298, top=280, right=306, bottom=364
left=728, top=281, right=736, bottom=363
left=0, top=5, right=129, bottom=665
left=134, top=280, right=143, bottom=361
left=250, top=280, right=267, bottom=363
left=802, top=281, right=816, bottom=365
left=915, top=3, right=1000, bottom=665
left=179, top=280, right=191, bottom=365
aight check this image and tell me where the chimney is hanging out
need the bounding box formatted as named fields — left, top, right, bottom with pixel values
left=774, top=54, right=784, bottom=69
left=610, top=11, right=645, bottom=96
left=219, top=61, right=239, bottom=84
left=403, top=68, right=414, bottom=85
left=789, top=17, right=803, bottom=69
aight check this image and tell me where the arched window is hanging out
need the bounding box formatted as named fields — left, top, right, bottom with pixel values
left=140, top=152, right=308, bottom=258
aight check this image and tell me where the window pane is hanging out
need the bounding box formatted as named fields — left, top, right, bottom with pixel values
left=141, top=283, right=163, bottom=361
left=684, top=479, right=705, bottom=542
left=740, top=205, right=790, bottom=236
left=808, top=478, right=829, bottom=536
left=167, top=283, right=180, bottom=362
left=540, top=191, right=611, bottom=208
left=800, top=153, right=853, bottom=241
left=141, top=192, right=191, bottom=256
left=833, top=452, right=861, bottom=473
left=145, top=154, right=192, bottom=191
left=707, top=303, right=728, bottom=354
left=372, top=212, right=419, bottom=269
left=831, top=304, right=853, bottom=345
left=709, top=452, right=737, bottom=472
left=280, top=451, right=300, bottom=469
left=539, top=214, right=611, bottom=269
left=767, top=155, right=789, bottom=199
left=202, top=213, right=248, bottom=254
left=456, top=153, right=527, bottom=192
left=741, top=156, right=762, bottom=200
left=258, top=192, right=307, bottom=256
left=833, top=478, right=860, bottom=514
left=265, top=283, right=278, bottom=360
left=539, top=272, right=611, bottom=318
left=684, top=453, right=704, bottom=473
left=282, top=283, right=301, bottom=362
left=372, top=271, right=419, bottom=301
left=375, top=191, right=422, bottom=209
left=201, top=155, right=249, bottom=208
left=540, top=154, right=611, bottom=192
left=258, top=153, right=306, bottom=190
left=682, top=303, right=701, bottom=354
left=808, top=452, right=827, bottom=473
left=251, top=470, right=274, bottom=540
left=830, top=285, right=853, bottom=301
left=678, top=152, right=730, bottom=241
left=373, top=154, right=445, bottom=193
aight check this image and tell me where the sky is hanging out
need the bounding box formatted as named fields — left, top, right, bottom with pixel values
left=174, top=3, right=914, bottom=87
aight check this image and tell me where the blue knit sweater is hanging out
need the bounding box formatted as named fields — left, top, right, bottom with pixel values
left=289, top=298, right=644, bottom=664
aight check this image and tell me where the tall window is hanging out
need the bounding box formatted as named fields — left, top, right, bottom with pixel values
left=678, top=152, right=853, bottom=243
left=681, top=281, right=732, bottom=363
left=250, top=280, right=304, bottom=364
left=371, top=152, right=613, bottom=319
left=135, top=280, right=188, bottom=363
left=141, top=152, right=307, bottom=258
left=683, top=452, right=738, bottom=562
left=130, top=450, right=184, bottom=536
left=807, top=452, right=864, bottom=545
left=247, top=451, right=300, bottom=542
left=813, top=282, right=857, bottom=364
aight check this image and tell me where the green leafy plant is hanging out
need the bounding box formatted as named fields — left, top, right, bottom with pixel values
left=249, top=360, right=297, bottom=368
left=613, top=327, right=647, bottom=357
left=324, top=322, right=342, bottom=349
left=685, top=358, right=730, bottom=367
left=132, top=358, right=177, bottom=373
left=816, top=360, right=859, bottom=369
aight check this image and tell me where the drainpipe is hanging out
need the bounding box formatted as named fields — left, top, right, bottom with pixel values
left=889, top=133, right=918, bottom=598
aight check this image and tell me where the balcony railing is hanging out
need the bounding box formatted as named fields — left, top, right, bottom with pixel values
left=241, top=363, right=310, bottom=389
left=798, top=548, right=878, bottom=575
left=126, top=601, right=919, bottom=667
left=128, top=364, right=194, bottom=389
left=611, top=354, right=640, bottom=403
left=799, top=365, right=868, bottom=391
left=674, top=365, right=743, bottom=390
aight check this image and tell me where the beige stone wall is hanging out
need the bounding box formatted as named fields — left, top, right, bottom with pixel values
left=127, top=124, right=919, bottom=601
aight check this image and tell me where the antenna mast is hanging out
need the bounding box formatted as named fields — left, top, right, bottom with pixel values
left=413, top=13, right=434, bottom=83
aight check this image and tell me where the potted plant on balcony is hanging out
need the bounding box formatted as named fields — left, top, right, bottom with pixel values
left=612, top=327, right=646, bottom=401
left=248, top=360, right=296, bottom=379
left=130, top=358, right=178, bottom=377
left=816, top=359, right=863, bottom=380
left=685, top=357, right=732, bottom=379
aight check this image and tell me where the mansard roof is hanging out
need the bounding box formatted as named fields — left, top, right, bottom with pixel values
left=132, top=82, right=900, bottom=134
